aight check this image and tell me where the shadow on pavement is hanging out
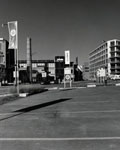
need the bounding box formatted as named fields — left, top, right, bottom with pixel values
left=0, top=98, right=72, bottom=121
left=14, top=98, right=72, bottom=113
left=60, top=89, right=73, bottom=91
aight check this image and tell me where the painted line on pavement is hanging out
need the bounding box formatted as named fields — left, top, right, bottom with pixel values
left=17, top=109, right=120, bottom=114
left=0, top=137, right=120, bottom=141
left=1, top=109, right=120, bottom=116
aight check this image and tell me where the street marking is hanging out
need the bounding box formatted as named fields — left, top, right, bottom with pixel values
left=1, top=109, right=120, bottom=116
left=69, top=100, right=120, bottom=103
left=75, top=110, right=120, bottom=113
left=0, top=137, right=120, bottom=141
left=16, top=110, right=120, bottom=114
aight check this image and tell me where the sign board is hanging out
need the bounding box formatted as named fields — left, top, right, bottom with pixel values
left=97, top=69, right=100, bottom=77
left=64, top=67, right=72, bottom=88
left=65, top=74, right=71, bottom=80
left=56, top=58, right=64, bottom=62
left=97, top=68, right=105, bottom=77
left=13, top=71, right=19, bottom=78
left=65, top=50, right=70, bottom=65
left=42, top=72, right=47, bottom=78
left=64, top=67, right=71, bottom=75
left=100, top=68, right=105, bottom=77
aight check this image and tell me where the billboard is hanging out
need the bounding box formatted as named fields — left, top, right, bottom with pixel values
left=97, top=68, right=105, bottom=77
left=65, top=50, right=70, bottom=65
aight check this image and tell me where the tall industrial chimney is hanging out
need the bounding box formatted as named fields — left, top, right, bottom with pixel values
left=76, top=57, right=78, bottom=65
left=27, top=37, right=32, bottom=83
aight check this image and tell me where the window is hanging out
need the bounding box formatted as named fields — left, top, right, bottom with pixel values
left=48, top=63, right=55, bottom=67
left=32, top=63, right=37, bottom=68
left=111, top=47, right=115, bottom=51
left=111, top=41, right=115, bottom=47
left=20, top=64, right=27, bottom=68
left=37, top=63, right=45, bottom=67
left=116, top=41, right=120, bottom=45
left=49, top=68, right=55, bottom=74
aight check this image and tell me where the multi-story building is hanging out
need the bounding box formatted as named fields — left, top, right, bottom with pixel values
left=0, top=38, right=14, bottom=83
left=89, top=39, right=120, bottom=80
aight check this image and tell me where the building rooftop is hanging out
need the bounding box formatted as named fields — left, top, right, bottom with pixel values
left=89, top=39, right=120, bottom=55
left=19, top=60, right=54, bottom=63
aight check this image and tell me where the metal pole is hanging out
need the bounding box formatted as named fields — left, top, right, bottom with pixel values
left=16, top=21, right=19, bottom=94
left=15, top=48, right=17, bottom=86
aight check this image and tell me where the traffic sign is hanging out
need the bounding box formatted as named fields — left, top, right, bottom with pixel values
left=65, top=74, right=70, bottom=80
left=64, top=67, right=71, bottom=75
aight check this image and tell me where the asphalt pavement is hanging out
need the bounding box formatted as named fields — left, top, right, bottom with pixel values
left=0, top=86, right=120, bottom=149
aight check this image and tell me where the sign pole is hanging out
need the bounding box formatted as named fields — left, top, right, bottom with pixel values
left=8, top=21, right=19, bottom=94
left=16, top=22, right=19, bottom=95
left=15, top=48, right=17, bottom=86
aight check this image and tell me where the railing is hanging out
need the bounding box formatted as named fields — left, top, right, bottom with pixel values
left=110, top=44, right=120, bottom=48
left=110, top=60, right=120, bottom=64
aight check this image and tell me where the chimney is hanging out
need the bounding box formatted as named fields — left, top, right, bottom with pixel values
left=27, top=37, right=32, bottom=83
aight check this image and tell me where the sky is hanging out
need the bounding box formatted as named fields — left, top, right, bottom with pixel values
left=1, top=0, right=120, bottom=65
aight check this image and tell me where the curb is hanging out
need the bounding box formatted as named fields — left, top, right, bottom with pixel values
left=0, top=93, right=14, bottom=97
left=19, top=93, right=29, bottom=97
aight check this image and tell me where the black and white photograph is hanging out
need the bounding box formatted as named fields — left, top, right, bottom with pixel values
left=1, top=0, right=120, bottom=149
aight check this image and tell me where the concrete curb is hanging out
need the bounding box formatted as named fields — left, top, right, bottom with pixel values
left=87, top=84, right=96, bottom=88
left=19, top=93, right=29, bottom=97
left=0, top=93, right=14, bottom=97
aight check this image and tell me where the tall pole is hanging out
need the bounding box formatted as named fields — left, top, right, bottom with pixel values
left=16, top=22, right=19, bottom=94
left=8, top=21, right=19, bottom=94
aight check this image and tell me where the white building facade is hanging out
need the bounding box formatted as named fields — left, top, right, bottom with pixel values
left=89, top=39, right=120, bottom=80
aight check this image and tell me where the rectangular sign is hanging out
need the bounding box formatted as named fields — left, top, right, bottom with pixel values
left=42, top=72, right=47, bottom=78
left=65, top=50, right=70, bottom=65
left=8, top=21, right=18, bottom=49
left=64, top=67, right=71, bottom=75
left=97, top=68, right=105, bottom=77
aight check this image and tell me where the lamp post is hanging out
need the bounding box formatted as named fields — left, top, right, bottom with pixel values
left=2, top=21, right=19, bottom=94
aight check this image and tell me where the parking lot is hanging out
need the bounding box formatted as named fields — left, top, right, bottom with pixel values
left=0, top=85, right=120, bottom=149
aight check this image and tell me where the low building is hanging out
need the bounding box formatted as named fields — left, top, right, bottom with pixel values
left=19, top=60, right=55, bottom=83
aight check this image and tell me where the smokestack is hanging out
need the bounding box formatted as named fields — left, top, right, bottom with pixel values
left=27, top=37, right=32, bottom=83
left=76, top=57, right=78, bottom=65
